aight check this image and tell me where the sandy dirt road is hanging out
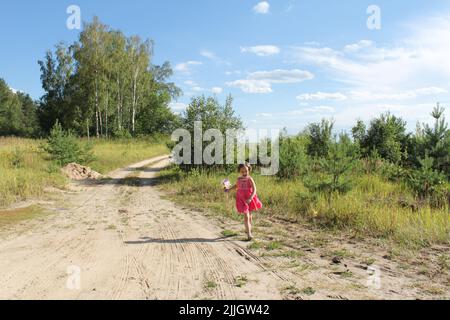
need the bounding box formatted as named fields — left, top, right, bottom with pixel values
left=0, top=156, right=286, bottom=300
left=0, top=156, right=448, bottom=300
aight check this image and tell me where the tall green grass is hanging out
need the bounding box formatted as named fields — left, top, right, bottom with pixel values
left=159, top=166, right=450, bottom=248
left=0, top=138, right=65, bottom=207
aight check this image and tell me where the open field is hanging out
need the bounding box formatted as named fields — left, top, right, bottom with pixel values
left=158, top=166, right=449, bottom=250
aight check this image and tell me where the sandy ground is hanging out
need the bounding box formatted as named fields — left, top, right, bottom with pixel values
left=0, top=156, right=448, bottom=300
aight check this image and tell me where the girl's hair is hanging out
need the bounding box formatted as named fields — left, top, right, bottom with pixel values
left=238, top=162, right=252, bottom=173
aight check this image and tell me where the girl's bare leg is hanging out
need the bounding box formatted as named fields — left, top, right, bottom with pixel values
left=245, top=212, right=253, bottom=240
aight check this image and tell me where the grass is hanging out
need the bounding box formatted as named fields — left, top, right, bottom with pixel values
left=221, top=229, right=239, bottom=238
left=0, top=205, right=49, bottom=228
left=85, top=138, right=169, bottom=174
left=0, top=138, right=66, bottom=208
left=0, top=137, right=169, bottom=209
left=361, top=258, right=376, bottom=266
left=234, top=276, right=248, bottom=288
left=273, top=250, right=305, bottom=258
left=204, top=280, right=217, bottom=290
left=331, top=249, right=355, bottom=259
left=282, top=285, right=301, bottom=296
left=158, top=165, right=450, bottom=249
left=265, top=241, right=283, bottom=251
left=248, top=241, right=264, bottom=250
left=301, top=287, right=316, bottom=296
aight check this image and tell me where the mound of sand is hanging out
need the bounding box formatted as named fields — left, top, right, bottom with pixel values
left=61, top=163, right=102, bottom=181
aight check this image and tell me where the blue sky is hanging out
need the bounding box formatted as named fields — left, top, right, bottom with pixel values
left=1, top=0, right=450, bottom=133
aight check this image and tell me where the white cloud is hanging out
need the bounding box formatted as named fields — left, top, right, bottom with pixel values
left=253, top=1, right=270, bottom=14
left=169, top=102, right=188, bottom=111
left=291, top=106, right=336, bottom=115
left=415, top=87, right=448, bottom=95
left=183, top=80, right=198, bottom=87
left=297, top=92, right=348, bottom=101
left=200, top=50, right=216, bottom=60
left=297, top=87, right=447, bottom=102
left=227, top=79, right=273, bottom=94
left=344, top=40, right=374, bottom=52
left=227, top=69, right=314, bottom=94
left=304, top=41, right=321, bottom=46
left=200, top=50, right=229, bottom=65
left=192, top=86, right=205, bottom=92
left=286, top=14, right=450, bottom=126
left=248, top=69, right=314, bottom=83
left=174, top=61, right=202, bottom=73
left=288, top=18, right=450, bottom=91
left=211, top=87, right=223, bottom=94
left=257, top=113, right=273, bottom=117
left=241, top=45, right=280, bottom=56
left=225, top=70, right=242, bottom=76
left=348, top=87, right=448, bottom=101
left=310, top=106, right=336, bottom=113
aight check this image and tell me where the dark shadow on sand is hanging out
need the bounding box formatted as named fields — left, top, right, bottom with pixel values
left=124, top=236, right=234, bottom=245
left=77, top=172, right=180, bottom=188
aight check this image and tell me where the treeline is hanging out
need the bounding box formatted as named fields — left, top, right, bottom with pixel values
left=174, top=97, right=449, bottom=208
left=278, top=106, right=450, bottom=207
left=0, top=17, right=181, bottom=138
left=0, top=79, right=40, bottom=137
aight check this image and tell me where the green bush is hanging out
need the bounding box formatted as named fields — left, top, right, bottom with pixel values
left=407, top=157, right=448, bottom=206
left=381, top=161, right=409, bottom=183
left=306, top=119, right=334, bottom=158
left=44, top=121, right=94, bottom=166
left=278, top=134, right=309, bottom=179
left=304, top=140, right=357, bottom=201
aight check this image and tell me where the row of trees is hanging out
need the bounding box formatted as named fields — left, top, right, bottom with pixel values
left=171, top=95, right=448, bottom=207
left=0, top=79, right=40, bottom=137
left=0, top=17, right=181, bottom=139
left=38, top=17, right=181, bottom=138
left=278, top=105, right=449, bottom=207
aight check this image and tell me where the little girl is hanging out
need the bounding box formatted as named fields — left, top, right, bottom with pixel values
left=227, top=163, right=263, bottom=241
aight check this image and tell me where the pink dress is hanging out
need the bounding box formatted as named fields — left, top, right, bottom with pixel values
left=236, top=177, right=263, bottom=214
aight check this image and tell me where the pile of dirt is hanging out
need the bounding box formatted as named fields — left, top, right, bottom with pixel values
left=61, top=163, right=102, bottom=181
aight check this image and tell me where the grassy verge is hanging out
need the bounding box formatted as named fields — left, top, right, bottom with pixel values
left=85, top=138, right=169, bottom=174
left=158, top=165, right=449, bottom=249
left=0, top=137, right=169, bottom=208
left=0, top=138, right=66, bottom=208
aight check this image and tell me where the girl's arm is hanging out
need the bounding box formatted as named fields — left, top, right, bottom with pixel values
left=247, top=178, right=257, bottom=203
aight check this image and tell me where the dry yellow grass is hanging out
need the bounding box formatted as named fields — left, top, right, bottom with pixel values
left=0, top=137, right=65, bottom=207
left=158, top=166, right=450, bottom=248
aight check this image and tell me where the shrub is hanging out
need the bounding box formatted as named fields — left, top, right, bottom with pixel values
left=304, top=140, right=357, bottom=201
left=278, top=135, right=308, bottom=179
left=305, top=119, right=334, bottom=158
left=355, top=113, right=409, bottom=164
left=381, top=161, right=409, bottom=183
left=407, top=157, right=448, bottom=206
left=44, top=121, right=94, bottom=166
